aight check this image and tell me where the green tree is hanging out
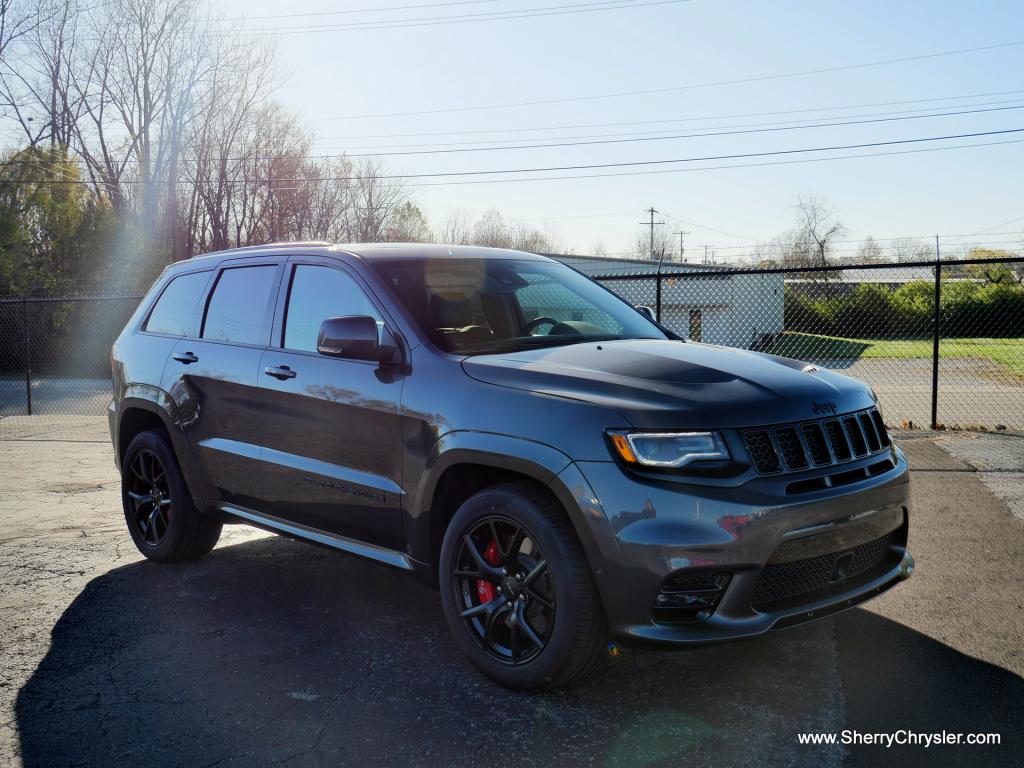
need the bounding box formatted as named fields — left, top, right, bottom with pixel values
left=0, top=146, right=108, bottom=296
left=384, top=201, right=433, bottom=243
left=963, top=247, right=1023, bottom=286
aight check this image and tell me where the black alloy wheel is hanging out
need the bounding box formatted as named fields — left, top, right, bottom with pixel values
left=439, top=482, right=608, bottom=690
left=452, top=516, right=556, bottom=665
left=126, top=447, right=172, bottom=546
left=121, top=429, right=222, bottom=562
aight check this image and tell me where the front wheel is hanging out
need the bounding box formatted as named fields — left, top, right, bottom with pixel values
left=439, top=482, right=608, bottom=690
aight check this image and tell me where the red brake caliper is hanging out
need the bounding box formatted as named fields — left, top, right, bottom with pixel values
left=476, top=539, right=501, bottom=603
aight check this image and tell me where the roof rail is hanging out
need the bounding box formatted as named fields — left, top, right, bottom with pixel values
left=192, top=241, right=332, bottom=259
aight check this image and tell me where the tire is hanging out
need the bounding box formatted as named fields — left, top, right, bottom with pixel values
left=439, top=481, right=608, bottom=690
left=121, top=429, right=222, bottom=563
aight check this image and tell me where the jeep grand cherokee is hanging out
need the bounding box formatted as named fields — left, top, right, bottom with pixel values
left=109, top=242, right=913, bottom=690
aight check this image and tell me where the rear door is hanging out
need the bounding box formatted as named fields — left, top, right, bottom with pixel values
left=256, top=258, right=406, bottom=548
left=163, top=258, right=284, bottom=508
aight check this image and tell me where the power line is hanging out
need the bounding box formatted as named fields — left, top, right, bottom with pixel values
left=192, top=0, right=692, bottom=36
left=945, top=213, right=1024, bottom=242
left=305, top=89, right=1024, bottom=133
left=206, top=0, right=506, bottom=23
left=406, top=135, right=1024, bottom=187
left=9, top=103, right=1019, bottom=171
left=321, top=97, right=1024, bottom=149
left=662, top=213, right=758, bottom=242
left=5, top=130, right=1022, bottom=186
left=313, top=39, right=1024, bottom=119
left=205, top=128, right=1024, bottom=181
left=334, top=103, right=1024, bottom=157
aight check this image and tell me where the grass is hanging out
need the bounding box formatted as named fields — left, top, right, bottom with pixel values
left=765, top=332, right=1024, bottom=377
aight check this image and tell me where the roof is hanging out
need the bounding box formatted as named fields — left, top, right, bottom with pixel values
left=186, top=242, right=551, bottom=264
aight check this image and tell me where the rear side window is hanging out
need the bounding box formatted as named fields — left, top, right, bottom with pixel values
left=202, top=265, right=278, bottom=345
left=283, top=265, right=381, bottom=352
left=145, top=271, right=210, bottom=336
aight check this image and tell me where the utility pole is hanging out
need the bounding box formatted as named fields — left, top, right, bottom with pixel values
left=930, top=234, right=941, bottom=430
left=672, top=229, right=690, bottom=263
left=640, top=207, right=665, bottom=261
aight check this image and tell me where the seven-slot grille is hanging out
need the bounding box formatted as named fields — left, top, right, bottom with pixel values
left=743, top=407, right=890, bottom=474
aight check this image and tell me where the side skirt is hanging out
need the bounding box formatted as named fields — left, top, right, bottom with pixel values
left=219, top=503, right=415, bottom=571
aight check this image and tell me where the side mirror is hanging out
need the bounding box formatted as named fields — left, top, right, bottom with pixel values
left=636, top=305, right=656, bottom=322
left=317, top=316, right=397, bottom=363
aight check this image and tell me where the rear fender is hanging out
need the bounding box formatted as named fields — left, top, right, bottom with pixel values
left=117, top=385, right=205, bottom=502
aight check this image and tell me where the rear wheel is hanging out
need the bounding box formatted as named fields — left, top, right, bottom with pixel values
left=439, top=482, right=607, bottom=690
left=121, top=429, right=221, bottom=562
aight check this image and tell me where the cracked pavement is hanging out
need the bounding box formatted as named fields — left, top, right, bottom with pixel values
left=0, top=435, right=1021, bottom=768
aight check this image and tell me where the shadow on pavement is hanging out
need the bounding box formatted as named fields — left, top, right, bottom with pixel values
left=15, top=536, right=1021, bottom=768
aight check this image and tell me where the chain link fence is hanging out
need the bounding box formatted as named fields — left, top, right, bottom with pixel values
left=0, top=255, right=1021, bottom=441
left=0, top=295, right=142, bottom=440
left=591, top=256, right=1024, bottom=431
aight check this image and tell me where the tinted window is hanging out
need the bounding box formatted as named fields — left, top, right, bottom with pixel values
left=284, top=265, right=381, bottom=352
left=202, top=266, right=277, bottom=345
left=145, top=271, right=210, bottom=336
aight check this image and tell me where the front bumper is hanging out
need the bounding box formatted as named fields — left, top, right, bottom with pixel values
left=558, top=445, right=912, bottom=647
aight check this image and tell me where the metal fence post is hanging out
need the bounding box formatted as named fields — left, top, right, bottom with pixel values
left=930, top=236, right=941, bottom=430
left=655, top=274, right=662, bottom=323
left=22, top=295, right=32, bottom=416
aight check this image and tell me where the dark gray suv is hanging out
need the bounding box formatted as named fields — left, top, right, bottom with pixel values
left=109, top=242, right=913, bottom=689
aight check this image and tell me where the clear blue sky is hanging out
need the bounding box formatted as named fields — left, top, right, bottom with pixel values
left=102, top=1, right=1024, bottom=256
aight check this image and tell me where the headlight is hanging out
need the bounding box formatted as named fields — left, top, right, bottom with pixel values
left=607, top=430, right=729, bottom=468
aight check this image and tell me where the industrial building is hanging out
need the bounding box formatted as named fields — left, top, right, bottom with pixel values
left=550, top=254, right=785, bottom=349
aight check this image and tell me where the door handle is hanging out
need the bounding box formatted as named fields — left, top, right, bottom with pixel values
left=264, top=365, right=297, bottom=380
left=172, top=351, right=199, bottom=364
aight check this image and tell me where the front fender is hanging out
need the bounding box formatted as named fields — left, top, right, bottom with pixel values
left=408, top=431, right=623, bottom=617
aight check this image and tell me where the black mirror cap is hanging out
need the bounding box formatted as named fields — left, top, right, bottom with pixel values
left=636, top=305, right=656, bottom=321
left=317, top=315, right=397, bottom=362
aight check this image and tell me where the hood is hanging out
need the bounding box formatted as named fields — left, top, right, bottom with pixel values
left=461, top=339, right=874, bottom=429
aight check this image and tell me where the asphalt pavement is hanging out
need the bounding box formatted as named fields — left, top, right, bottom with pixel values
left=0, top=434, right=1021, bottom=768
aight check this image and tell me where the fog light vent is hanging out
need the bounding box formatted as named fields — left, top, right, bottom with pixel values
left=653, top=570, right=731, bottom=624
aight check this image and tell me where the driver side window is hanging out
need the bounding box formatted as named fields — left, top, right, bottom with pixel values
left=283, top=265, right=381, bottom=352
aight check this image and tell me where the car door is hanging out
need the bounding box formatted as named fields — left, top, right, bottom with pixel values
left=256, top=258, right=406, bottom=549
left=163, top=258, right=284, bottom=509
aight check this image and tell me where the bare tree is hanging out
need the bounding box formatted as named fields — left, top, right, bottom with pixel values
left=510, top=220, right=559, bottom=252
left=781, top=194, right=846, bottom=267
left=470, top=208, right=508, bottom=247
left=892, top=237, right=931, bottom=262
left=347, top=158, right=409, bottom=242
left=437, top=208, right=472, bottom=244
left=0, top=0, right=76, bottom=146
left=69, top=0, right=214, bottom=244
left=857, top=235, right=882, bottom=262
left=633, top=224, right=672, bottom=261
left=0, top=0, right=43, bottom=60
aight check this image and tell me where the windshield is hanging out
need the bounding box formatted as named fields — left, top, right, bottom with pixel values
left=371, top=257, right=667, bottom=354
